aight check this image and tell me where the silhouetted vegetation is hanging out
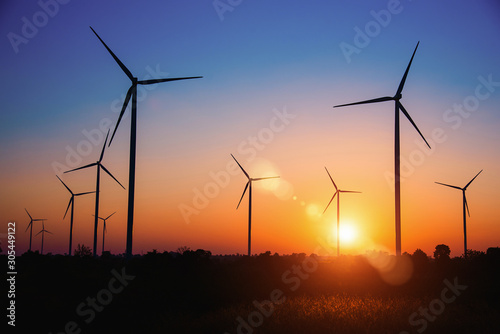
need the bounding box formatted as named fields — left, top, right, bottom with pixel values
left=3, top=246, right=499, bottom=333
left=74, top=243, right=92, bottom=257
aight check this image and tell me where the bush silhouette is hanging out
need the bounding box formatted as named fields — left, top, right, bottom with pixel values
left=433, top=244, right=450, bottom=260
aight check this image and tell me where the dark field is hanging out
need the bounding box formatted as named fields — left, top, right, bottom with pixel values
left=5, top=249, right=500, bottom=333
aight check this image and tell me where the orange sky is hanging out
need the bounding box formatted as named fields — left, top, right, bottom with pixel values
left=3, top=95, right=499, bottom=258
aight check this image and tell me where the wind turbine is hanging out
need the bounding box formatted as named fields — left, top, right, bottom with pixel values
left=334, top=42, right=430, bottom=256
left=35, top=220, right=52, bottom=255
left=323, top=167, right=361, bottom=256
left=25, top=209, right=44, bottom=252
left=56, top=175, right=94, bottom=256
left=231, top=154, right=279, bottom=256
left=64, top=130, right=124, bottom=257
left=96, top=212, right=116, bottom=254
left=435, top=170, right=483, bottom=258
left=90, top=27, right=203, bottom=258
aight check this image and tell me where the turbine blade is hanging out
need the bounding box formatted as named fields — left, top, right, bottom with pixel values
left=56, top=175, right=73, bottom=194
left=25, top=208, right=32, bottom=220
left=90, top=27, right=134, bottom=81
left=138, top=76, right=203, bottom=85
left=396, top=41, right=419, bottom=95
left=106, top=212, right=116, bottom=220
left=237, top=182, right=249, bottom=210
left=399, top=102, right=430, bottom=149
left=340, top=190, right=361, bottom=193
left=46, top=230, right=53, bottom=235
left=231, top=154, right=250, bottom=179
left=25, top=222, right=32, bottom=232
left=75, top=191, right=95, bottom=196
left=64, top=162, right=98, bottom=174
left=435, top=182, right=462, bottom=190
left=252, top=176, right=280, bottom=181
left=99, top=129, right=110, bottom=163
left=109, top=85, right=133, bottom=146
left=35, top=230, right=43, bottom=236
left=464, top=194, right=470, bottom=217
left=63, top=197, right=73, bottom=219
left=323, top=193, right=337, bottom=215
left=324, top=167, right=338, bottom=191
left=334, top=96, right=393, bottom=108
left=464, top=169, right=483, bottom=190
left=100, top=165, right=126, bottom=189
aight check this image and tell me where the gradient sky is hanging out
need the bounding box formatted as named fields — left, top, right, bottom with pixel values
left=1, top=0, right=499, bottom=257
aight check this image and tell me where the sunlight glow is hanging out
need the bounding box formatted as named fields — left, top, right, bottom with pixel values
left=338, top=223, right=357, bottom=244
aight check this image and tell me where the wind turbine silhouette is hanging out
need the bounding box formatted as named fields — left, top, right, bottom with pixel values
left=90, top=26, right=203, bottom=258
left=64, top=130, right=124, bottom=257
left=334, top=42, right=430, bottom=256
left=35, top=220, right=52, bottom=255
left=25, top=209, right=44, bottom=252
left=56, top=175, right=94, bottom=256
left=435, top=170, right=483, bottom=258
left=231, top=154, right=279, bottom=256
left=322, top=167, right=361, bottom=256
left=96, top=212, right=116, bottom=254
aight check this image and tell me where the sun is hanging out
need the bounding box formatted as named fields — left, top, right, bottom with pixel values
left=338, top=224, right=357, bottom=244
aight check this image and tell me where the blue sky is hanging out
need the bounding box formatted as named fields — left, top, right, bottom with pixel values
left=1, top=0, right=499, bottom=256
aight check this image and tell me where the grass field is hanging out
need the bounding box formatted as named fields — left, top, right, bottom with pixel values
left=6, top=250, right=500, bottom=333
left=159, top=293, right=499, bottom=334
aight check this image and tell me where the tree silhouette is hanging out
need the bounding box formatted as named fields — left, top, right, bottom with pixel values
left=412, top=248, right=428, bottom=262
left=74, top=244, right=92, bottom=257
left=465, top=249, right=485, bottom=260
left=176, top=246, right=191, bottom=255
left=433, top=244, right=451, bottom=260
left=411, top=248, right=429, bottom=272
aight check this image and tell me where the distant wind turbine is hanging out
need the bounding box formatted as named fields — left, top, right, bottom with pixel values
left=334, top=41, right=430, bottom=256
left=65, top=130, right=124, bottom=257
left=56, top=175, right=94, bottom=256
left=231, top=154, right=279, bottom=256
left=35, top=220, right=52, bottom=255
left=96, top=212, right=116, bottom=254
left=90, top=27, right=203, bottom=258
left=435, top=170, right=483, bottom=258
left=25, top=209, right=44, bottom=252
left=323, top=167, right=361, bottom=256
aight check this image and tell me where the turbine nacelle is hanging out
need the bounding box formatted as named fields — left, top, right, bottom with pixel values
left=323, top=167, right=361, bottom=215
left=231, top=154, right=279, bottom=209
left=435, top=170, right=483, bottom=217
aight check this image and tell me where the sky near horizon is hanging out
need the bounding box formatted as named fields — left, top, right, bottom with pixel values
left=0, top=0, right=499, bottom=257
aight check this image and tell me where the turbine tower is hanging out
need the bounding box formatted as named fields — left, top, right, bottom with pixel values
left=231, top=154, right=279, bottom=256
left=65, top=130, right=124, bottom=257
left=90, top=27, right=202, bottom=258
left=96, top=212, right=116, bottom=254
left=25, top=209, right=44, bottom=252
left=334, top=42, right=430, bottom=256
left=56, top=175, right=94, bottom=255
left=35, top=220, right=52, bottom=255
left=323, top=167, right=360, bottom=256
left=435, top=170, right=483, bottom=258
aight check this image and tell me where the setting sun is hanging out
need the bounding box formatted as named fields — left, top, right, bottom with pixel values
left=339, top=223, right=357, bottom=244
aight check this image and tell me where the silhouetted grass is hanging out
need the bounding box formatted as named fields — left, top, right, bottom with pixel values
left=5, top=249, right=500, bottom=333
